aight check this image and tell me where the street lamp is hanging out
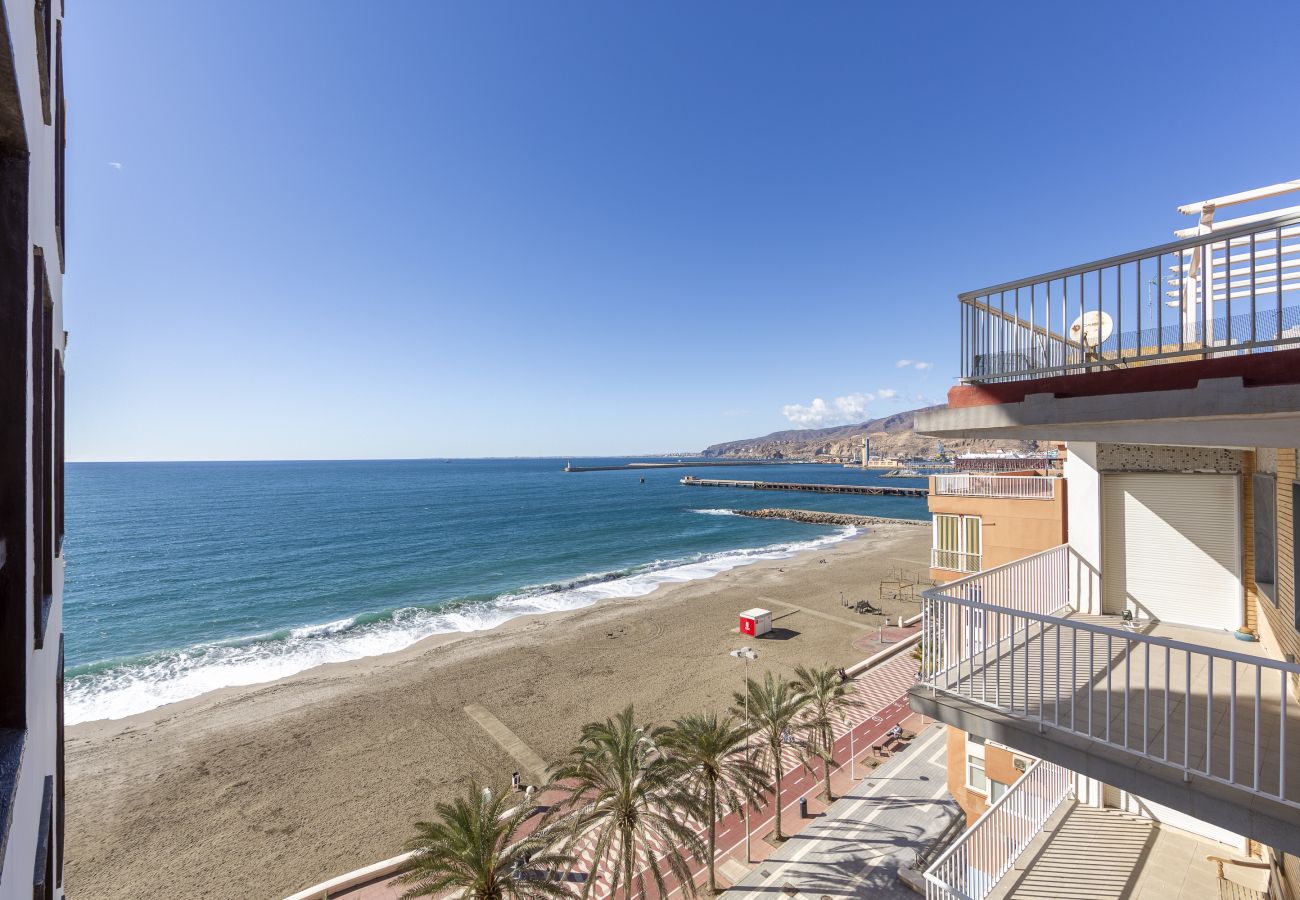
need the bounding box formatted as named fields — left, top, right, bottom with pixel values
left=729, top=646, right=758, bottom=861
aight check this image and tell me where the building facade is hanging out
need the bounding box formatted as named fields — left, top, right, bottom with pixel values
left=926, top=469, right=1067, bottom=826
left=913, top=184, right=1300, bottom=899
left=0, top=1, right=66, bottom=898
left=927, top=470, right=1067, bottom=583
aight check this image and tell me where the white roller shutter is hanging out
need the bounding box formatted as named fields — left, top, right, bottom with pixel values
left=1101, top=473, right=1241, bottom=631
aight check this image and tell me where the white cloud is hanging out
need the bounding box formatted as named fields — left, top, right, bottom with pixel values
left=876, top=388, right=899, bottom=400
left=896, top=359, right=934, bottom=370
left=107, top=161, right=123, bottom=170
left=895, top=359, right=913, bottom=368
left=782, top=393, right=875, bottom=428
left=914, top=361, right=934, bottom=370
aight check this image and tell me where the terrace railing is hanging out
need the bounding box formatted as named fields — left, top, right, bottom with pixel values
left=960, top=211, right=1300, bottom=383
left=924, top=758, right=1073, bottom=900
left=920, top=545, right=1300, bottom=811
left=932, top=474, right=1057, bottom=500
left=930, top=547, right=982, bottom=574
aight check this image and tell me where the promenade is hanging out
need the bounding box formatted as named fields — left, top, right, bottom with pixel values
left=328, top=645, right=930, bottom=899
left=727, top=723, right=956, bottom=899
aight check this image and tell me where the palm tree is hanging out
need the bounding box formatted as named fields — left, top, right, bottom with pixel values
left=732, top=672, right=808, bottom=843
left=662, top=712, right=770, bottom=895
left=397, top=779, right=572, bottom=899
left=547, top=705, right=704, bottom=899
left=792, top=665, right=862, bottom=802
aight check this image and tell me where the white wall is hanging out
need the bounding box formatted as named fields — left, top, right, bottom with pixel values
left=1, top=1, right=65, bottom=898
left=1065, top=442, right=1103, bottom=615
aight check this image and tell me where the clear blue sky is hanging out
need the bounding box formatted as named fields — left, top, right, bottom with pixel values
left=66, top=2, right=1300, bottom=460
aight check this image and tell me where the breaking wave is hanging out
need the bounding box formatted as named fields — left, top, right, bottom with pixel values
left=65, top=526, right=857, bottom=724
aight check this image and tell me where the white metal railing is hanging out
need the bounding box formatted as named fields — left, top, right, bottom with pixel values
left=933, top=474, right=1057, bottom=500
left=920, top=545, right=1300, bottom=810
left=931, top=547, right=982, bottom=574
left=960, top=210, right=1300, bottom=384
left=924, top=758, right=1073, bottom=900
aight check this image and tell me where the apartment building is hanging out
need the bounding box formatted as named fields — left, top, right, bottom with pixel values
left=928, top=467, right=1067, bottom=583
left=912, top=183, right=1300, bottom=899
left=927, top=469, right=1067, bottom=828
left=0, top=2, right=66, bottom=899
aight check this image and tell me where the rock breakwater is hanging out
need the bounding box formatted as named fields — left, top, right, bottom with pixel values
left=731, top=508, right=927, bottom=527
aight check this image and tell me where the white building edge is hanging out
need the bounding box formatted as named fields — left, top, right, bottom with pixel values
left=0, top=1, right=66, bottom=898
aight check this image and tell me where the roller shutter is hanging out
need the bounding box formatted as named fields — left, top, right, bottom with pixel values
left=1101, top=473, right=1241, bottom=631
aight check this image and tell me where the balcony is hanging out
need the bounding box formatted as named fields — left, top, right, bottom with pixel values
left=925, top=757, right=1073, bottom=900
left=959, top=210, right=1300, bottom=385
left=932, top=474, right=1058, bottom=501
left=927, top=758, right=1269, bottom=900
left=916, top=207, right=1300, bottom=447
left=909, top=545, right=1300, bottom=854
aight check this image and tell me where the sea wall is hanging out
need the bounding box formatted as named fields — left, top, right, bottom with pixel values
left=730, top=508, right=928, bottom=527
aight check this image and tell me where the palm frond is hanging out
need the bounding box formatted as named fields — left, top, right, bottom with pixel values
left=546, top=704, right=702, bottom=899
left=398, top=779, right=574, bottom=899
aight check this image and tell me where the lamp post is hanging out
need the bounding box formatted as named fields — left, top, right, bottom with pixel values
left=730, top=646, right=758, bottom=862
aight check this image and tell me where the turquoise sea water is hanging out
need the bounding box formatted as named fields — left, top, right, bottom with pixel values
left=64, top=459, right=927, bottom=723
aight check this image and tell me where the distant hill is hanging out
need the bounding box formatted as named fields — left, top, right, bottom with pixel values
left=702, top=405, right=1039, bottom=461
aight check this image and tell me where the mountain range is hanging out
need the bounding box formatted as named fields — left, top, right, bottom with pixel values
left=702, top=405, right=1039, bottom=461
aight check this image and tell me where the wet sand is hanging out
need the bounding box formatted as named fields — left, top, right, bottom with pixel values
left=65, top=524, right=931, bottom=900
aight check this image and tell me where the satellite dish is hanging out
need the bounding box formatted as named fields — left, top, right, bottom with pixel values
left=1069, top=310, right=1114, bottom=348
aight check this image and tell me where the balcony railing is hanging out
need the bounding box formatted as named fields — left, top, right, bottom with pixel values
left=932, top=474, right=1057, bottom=500
left=930, top=547, right=982, bottom=574
left=960, top=211, right=1300, bottom=383
left=919, top=545, right=1300, bottom=811
left=924, top=758, right=1073, bottom=900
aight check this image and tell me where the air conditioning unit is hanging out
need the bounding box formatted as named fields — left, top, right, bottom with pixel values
left=1012, top=754, right=1032, bottom=773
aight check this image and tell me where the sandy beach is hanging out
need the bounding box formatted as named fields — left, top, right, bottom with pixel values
left=65, top=523, right=931, bottom=900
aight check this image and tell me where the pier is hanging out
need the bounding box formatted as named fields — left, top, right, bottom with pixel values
left=679, top=476, right=927, bottom=497
left=564, top=460, right=789, bottom=473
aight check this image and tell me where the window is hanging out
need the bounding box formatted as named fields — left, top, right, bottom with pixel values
left=54, top=21, right=64, bottom=267
left=989, top=779, right=1009, bottom=803
left=55, top=352, right=63, bottom=554
left=33, top=776, right=53, bottom=900
left=966, top=735, right=988, bottom=794
left=1254, top=473, right=1277, bottom=606
left=934, top=514, right=982, bottom=573
left=0, top=145, right=30, bottom=735
left=31, top=251, right=54, bottom=648
left=33, top=0, right=52, bottom=125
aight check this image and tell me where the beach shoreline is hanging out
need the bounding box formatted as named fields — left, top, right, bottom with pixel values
left=65, top=516, right=872, bottom=726
left=66, top=523, right=932, bottom=900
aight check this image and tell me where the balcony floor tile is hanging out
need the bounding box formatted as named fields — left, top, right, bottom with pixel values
left=989, top=803, right=1266, bottom=900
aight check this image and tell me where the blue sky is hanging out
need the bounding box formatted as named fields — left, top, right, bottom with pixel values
left=66, top=2, right=1300, bottom=460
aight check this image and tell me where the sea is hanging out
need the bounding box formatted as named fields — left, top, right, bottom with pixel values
left=63, top=458, right=928, bottom=724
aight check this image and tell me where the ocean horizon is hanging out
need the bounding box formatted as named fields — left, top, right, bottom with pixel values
left=64, top=458, right=927, bottom=724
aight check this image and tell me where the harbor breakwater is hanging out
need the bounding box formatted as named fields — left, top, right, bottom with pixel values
left=729, top=508, right=928, bottom=527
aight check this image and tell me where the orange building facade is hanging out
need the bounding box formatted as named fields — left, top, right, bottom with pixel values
left=927, top=470, right=1068, bottom=823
